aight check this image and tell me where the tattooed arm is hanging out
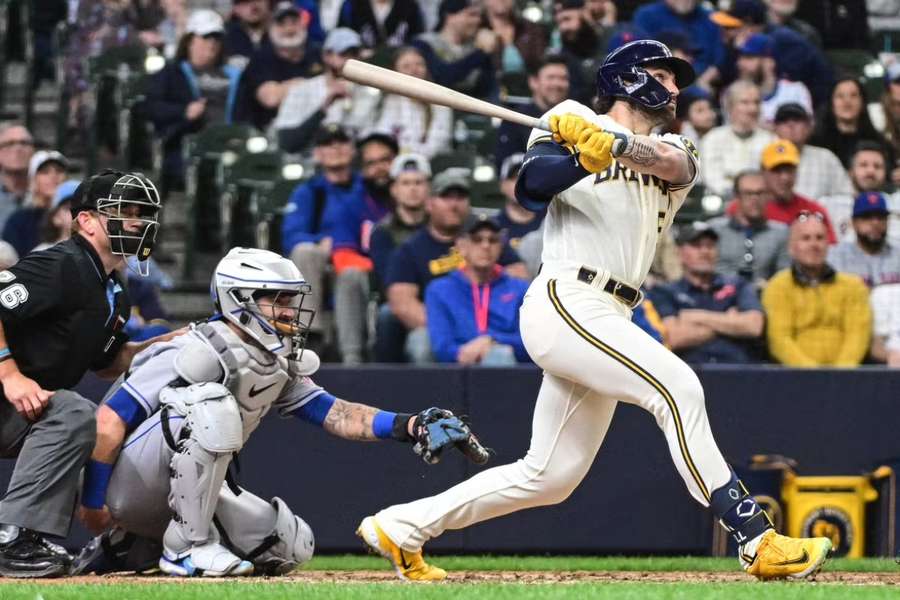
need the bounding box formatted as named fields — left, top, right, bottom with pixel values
left=614, top=135, right=695, bottom=185
left=322, top=398, right=414, bottom=441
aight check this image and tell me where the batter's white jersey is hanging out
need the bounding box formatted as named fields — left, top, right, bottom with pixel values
left=526, top=100, right=700, bottom=287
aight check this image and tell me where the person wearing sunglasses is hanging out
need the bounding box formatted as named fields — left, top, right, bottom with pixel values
left=0, top=123, right=35, bottom=231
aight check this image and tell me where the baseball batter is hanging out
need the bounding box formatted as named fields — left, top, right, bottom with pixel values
left=73, top=248, right=487, bottom=577
left=358, top=40, right=831, bottom=581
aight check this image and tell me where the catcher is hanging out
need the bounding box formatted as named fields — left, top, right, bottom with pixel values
left=73, top=248, right=488, bottom=577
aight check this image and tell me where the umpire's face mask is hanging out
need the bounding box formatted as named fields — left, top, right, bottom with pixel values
left=96, top=174, right=162, bottom=276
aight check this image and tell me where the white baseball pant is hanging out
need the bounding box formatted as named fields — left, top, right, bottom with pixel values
left=376, top=271, right=733, bottom=551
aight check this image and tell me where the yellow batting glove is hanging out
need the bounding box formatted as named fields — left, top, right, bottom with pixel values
left=549, top=113, right=597, bottom=147
left=575, top=129, right=615, bottom=173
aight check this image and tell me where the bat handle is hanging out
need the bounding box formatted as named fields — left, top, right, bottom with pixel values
left=610, top=132, right=629, bottom=158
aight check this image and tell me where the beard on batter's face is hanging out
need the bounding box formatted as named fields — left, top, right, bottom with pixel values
left=637, top=101, right=676, bottom=129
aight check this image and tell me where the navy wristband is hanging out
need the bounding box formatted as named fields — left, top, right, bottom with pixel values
left=372, top=410, right=397, bottom=440
left=82, top=459, right=114, bottom=509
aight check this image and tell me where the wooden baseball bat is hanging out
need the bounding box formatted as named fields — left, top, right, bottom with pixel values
left=341, top=59, right=551, bottom=132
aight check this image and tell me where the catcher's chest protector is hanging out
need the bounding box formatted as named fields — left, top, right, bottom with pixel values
left=194, top=321, right=291, bottom=439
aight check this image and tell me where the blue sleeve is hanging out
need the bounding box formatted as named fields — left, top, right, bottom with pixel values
left=384, top=242, right=418, bottom=286
left=329, top=194, right=365, bottom=251
left=105, top=387, right=149, bottom=433
left=290, top=391, right=337, bottom=426
left=369, top=226, right=396, bottom=285
left=647, top=285, right=679, bottom=319
left=488, top=281, right=530, bottom=362
left=735, top=279, right=763, bottom=312
left=425, top=280, right=461, bottom=362
left=281, top=182, right=322, bottom=253
left=515, top=141, right=590, bottom=212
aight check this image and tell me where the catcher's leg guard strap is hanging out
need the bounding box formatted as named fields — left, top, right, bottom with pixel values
left=710, top=471, right=773, bottom=548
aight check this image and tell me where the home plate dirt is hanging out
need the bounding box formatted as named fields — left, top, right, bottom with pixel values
left=6, top=571, right=900, bottom=586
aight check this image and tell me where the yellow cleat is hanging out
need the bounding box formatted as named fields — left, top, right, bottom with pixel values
left=743, top=530, right=832, bottom=580
left=356, top=516, right=447, bottom=582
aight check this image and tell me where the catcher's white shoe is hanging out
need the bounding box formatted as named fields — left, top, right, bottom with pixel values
left=159, top=542, right=253, bottom=577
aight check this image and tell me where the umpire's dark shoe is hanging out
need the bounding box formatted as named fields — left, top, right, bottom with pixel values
left=0, top=525, right=71, bottom=578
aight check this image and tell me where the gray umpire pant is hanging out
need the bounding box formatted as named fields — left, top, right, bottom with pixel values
left=0, top=391, right=97, bottom=538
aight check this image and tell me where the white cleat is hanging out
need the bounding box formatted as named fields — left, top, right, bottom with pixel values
left=159, top=542, right=253, bottom=577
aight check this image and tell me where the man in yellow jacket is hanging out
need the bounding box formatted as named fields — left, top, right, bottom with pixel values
left=762, top=212, right=871, bottom=366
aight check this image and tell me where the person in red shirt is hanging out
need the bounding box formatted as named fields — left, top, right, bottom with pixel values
left=727, top=138, right=837, bottom=243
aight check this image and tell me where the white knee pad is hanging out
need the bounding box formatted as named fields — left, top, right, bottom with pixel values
left=162, top=383, right=243, bottom=453
left=215, top=491, right=314, bottom=575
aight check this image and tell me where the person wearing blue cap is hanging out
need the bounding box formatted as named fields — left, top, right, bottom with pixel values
left=735, top=33, right=810, bottom=127
left=828, top=192, right=900, bottom=288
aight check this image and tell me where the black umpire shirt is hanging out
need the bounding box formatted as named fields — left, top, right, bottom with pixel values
left=0, top=235, right=131, bottom=391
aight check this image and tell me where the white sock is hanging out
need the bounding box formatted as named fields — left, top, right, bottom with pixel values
left=740, top=530, right=768, bottom=559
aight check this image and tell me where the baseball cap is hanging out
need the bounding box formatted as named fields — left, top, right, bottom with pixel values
left=69, top=170, right=124, bottom=217
left=28, top=150, right=68, bottom=180
left=186, top=9, right=225, bottom=37
left=390, top=153, right=431, bottom=178
left=737, top=33, right=774, bottom=57
left=500, top=153, right=525, bottom=181
left=676, top=221, right=719, bottom=245
left=313, top=123, right=352, bottom=146
left=761, top=139, right=800, bottom=170
left=852, top=191, right=889, bottom=218
left=773, top=102, right=810, bottom=124
left=323, top=27, right=362, bottom=54
left=465, top=214, right=502, bottom=235
left=710, top=0, right=766, bottom=28
left=432, top=168, right=471, bottom=196
left=52, top=179, right=80, bottom=211
left=273, top=1, right=310, bottom=24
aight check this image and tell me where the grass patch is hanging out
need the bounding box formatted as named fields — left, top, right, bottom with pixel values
left=5, top=582, right=898, bottom=600
left=299, top=554, right=900, bottom=573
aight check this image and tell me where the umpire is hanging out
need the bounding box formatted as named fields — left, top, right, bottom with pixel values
left=0, top=171, right=169, bottom=578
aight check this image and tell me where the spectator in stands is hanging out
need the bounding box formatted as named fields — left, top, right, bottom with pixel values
left=632, top=0, right=724, bottom=92
left=327, top=133, right=398, bottom=363
left=33, top=180, right=79, bottom=252
left=583, top=0, right=617, bottom=33
left=811, top=77, right=891, bottom=169
left=763, top=213, right=871, bottom=367
left=793, top=0, right=869, bottom=51
left=735, top=33, right=811, bottom=127
left=870, top=283, right=900, bottom=367
left=632, top=298, right=666, bottom=345
left=481, top=0, right=548, bottom=75
left=879, top=64, right=900, bottom=185
left=648, top=222, right=765, bottom=364
left=495, top=55, right=569, bottom=170
left=234, top=3, right=324, bottom=130
left=709, top=170, right=789, bottom=284
left=711, top=0, right=834, bottom=107
left=0, top=123, right=33, bottom=230
left=3, top=151, right=68, bottom=257
left=224, top=0, right=272, bottom=69
left=426, top=216, right=530, bottom=364
left=119, top=264, right=173, bottom=342
left=338, top=0, right=424, bottom=49
left=700, top=80, right=774, bottom=197
left=762, top=0, right=821, bottom=48
left=497, top=153, right=544, bottom=248
left=828, top=192, right=900, bottom=288
left=379, top=168, right=526, bottom=362
left=824, top=142, right=896, bottom=245
left=370, top=153, right=431, bottom=293
left=756, top=139, right=838, bottom=242
left=273, top=28, right=380, bottom=152
left=371, top=46, right=453, bottom=159
left=412, top=0, right=498, bottom=101
left=551, top=0, right=608, bottom=105
left=773, top=103, right=854, bottom=203
left=677, top=96, right=717, bottom=146
left=146, top=10, right=242, bottom=191
left=282, top=125, right=364, bottom=350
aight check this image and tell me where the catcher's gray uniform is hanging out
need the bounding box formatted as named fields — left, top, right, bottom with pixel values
left=99, top=319, right=326, bottom=572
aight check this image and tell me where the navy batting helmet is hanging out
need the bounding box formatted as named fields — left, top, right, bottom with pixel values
left=596, top=39, right=696, bottom=110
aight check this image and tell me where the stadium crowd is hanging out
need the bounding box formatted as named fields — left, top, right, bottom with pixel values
left=2, top=0, right=900, bottom=367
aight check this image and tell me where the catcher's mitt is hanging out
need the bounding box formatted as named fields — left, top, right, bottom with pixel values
left=411, top=407, right=490, bottom=465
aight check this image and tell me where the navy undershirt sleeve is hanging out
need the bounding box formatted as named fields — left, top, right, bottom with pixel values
left=105, top=387, right=149, bottom=433
left=514, top=142, right=591, bottom=212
